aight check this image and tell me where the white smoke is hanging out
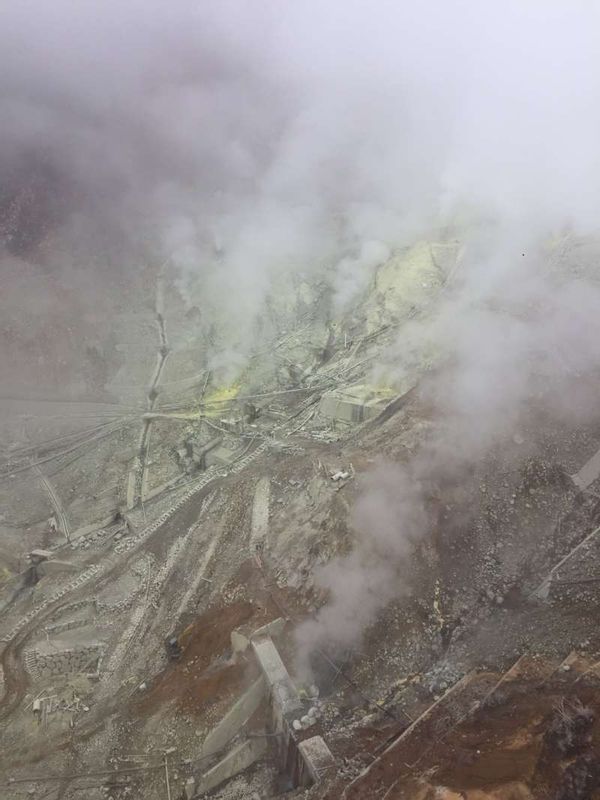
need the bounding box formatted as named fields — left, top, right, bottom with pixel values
left=3, top=1, right=600, bottom=647
left=296, top=462, right=427, bottom=659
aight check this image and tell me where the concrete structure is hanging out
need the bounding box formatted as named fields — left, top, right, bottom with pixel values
left=532, top=522, right=600, bottom=600
left=218, top=414, right=244, bottom=434
left=251, top=635, right=334, bottom=788
left=26, top=644, right=104, bottom=679
left=296, top=736, right=336, bottom=786
left=252, top=634, right=303, bottom=779
left=201, top=677, right=266, bottom=757
left=250, top=477, right=270, bottom=556
left=44, top=617, right=95, bottom=636
left=572, top=445, right=600, bottom=490
left=251, top=617, right=286, bottom=641
left=230, top=618, right=286, bottom=655
left=230, top=629, right=250, bottom=654
left=205, top=441, right=240, bottom=468
left=191, top=435, right=222, bottom=467
left=197, top=738, right=268, bottom=795
left=251, top=635, right=304, bottom=728
left=28, top=549, right=53, bottom=564
left=318, top=384, right=393, bottom=427
left=195, top=631, right=334, bottom=795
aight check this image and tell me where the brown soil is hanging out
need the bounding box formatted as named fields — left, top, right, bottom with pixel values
left=130, top=550, right=311, bottom=721
left=132, top=600, right=258, bottom=717
left=435, top=682, right=600, bottom=798
left=321, top=672, right=600, bottom=800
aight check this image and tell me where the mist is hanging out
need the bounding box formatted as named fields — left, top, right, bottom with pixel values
left=4, top=1, right=600, bottom=317
left=3, top=2, right=600, bottom=653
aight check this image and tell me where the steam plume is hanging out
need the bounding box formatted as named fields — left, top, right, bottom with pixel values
left=3, top=2, right=600, bottom=649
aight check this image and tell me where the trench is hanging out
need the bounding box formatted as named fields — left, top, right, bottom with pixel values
left=128, top=285, right=170, bottom=509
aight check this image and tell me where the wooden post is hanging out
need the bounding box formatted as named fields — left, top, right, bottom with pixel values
left=164, top=753, right=172, bottom=800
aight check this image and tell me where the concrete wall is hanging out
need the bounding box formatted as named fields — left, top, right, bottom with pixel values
left=197, top=738, right=267, bottom=795
left=296, top=736, right=336, bottom=786
left=251, top=634, right=335, bottom=789
left=27, top=645, right=103, bottom=679
left=319, top=392, right=374, bottom=425
left=251, top=635, right=303, bottom=726
left=250, top=477, right=270, bottom=555
left=44, top=617, right=95, bottom=635
left=201, top=677, right=266, bottom=758
left=252, top=634, right=303, bottom=777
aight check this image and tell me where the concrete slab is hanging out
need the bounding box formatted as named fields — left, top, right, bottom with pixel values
left=319, top=388, right=378, bottom=426
left=205, top=443, right=238, bottom=468
left=202, top=677, right=266, bottom=758
left=572, top=446, right=600, bottom=490
left=126, top=464, right=137, bottom=509
left=251, top=635, right=303, bottom=721
left=251, top=617, right=286, bottom=641
left=250, top=477, right=270, bottom=555
left=231, top=629, right=250, bottom=654
left=319, top=384, right=395, bottom=426
left=251, top=633, right=304, bottom=778
left=28, top=549, right=53, bottom=562
left=298, top=736, right=336, bottom=785
left=531, top=522, right=600, bottom=600
left=197, top=737, right=267, bottom=794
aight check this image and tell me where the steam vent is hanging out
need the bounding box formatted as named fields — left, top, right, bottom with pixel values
left=2, top=3, right=600, bottom=799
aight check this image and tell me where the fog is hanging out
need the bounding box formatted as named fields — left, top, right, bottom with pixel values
left=5, top=2, right=597, bottom=323
left=2, top=1, right=600, bottom=655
